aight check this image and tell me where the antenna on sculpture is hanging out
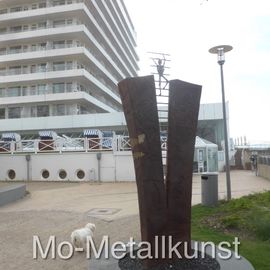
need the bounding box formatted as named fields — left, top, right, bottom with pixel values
left=148, top=52, right=171, bottom=132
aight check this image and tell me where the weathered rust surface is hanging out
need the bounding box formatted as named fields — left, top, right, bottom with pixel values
left=166, top=80, right=202, bottom=256
left=118, top=76, right=167, bottom=266
left=118, top=76, right=202, bottom=268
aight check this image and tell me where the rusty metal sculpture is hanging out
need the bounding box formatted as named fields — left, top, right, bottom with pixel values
left=118, top=75, right=201, bottom=268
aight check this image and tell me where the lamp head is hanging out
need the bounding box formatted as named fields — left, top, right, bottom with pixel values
left=209, top=45, right=233, bottom=65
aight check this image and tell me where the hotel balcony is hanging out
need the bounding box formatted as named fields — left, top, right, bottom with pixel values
left=0, top=68, right=121, bottom=107
left=0, top=91, right=117, bottom=113
left=0, top=2, right=138, bottom=76
left=0, top=46, right=119, bottom=89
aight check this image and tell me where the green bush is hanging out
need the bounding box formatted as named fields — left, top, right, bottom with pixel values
left=202, top=191, right=270, bottom=241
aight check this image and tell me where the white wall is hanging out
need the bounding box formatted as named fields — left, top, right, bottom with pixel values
left=0, top=151, right=135, bottom=182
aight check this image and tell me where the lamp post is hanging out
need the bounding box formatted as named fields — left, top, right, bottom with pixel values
left=209, top=45, right=233, bottom=200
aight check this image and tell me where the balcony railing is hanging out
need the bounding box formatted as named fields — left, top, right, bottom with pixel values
left=0, top=45, right=119, bottom=93
left=0, top=66, right=117, bottom=95
left=0, top=21, right=81, bottom=36
left=0, top=0, right=84, bottom=16
left=0, top=0, right=136, bottom=77
left=0, top=136, right=167, bottom=155
left=0, top=43, right=82, bottom=55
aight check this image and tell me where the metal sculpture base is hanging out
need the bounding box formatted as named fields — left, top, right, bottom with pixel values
left=88, top=242, right=254, bottom=270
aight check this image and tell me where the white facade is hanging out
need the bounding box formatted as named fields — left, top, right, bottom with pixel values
left=0, top=135, right=222, bottom=182
left=0, top=151, right=136, bottom=182
left=0, top=0, right=139, bottom=127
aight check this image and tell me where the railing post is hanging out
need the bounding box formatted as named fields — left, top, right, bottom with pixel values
left=34, top=139, right=38, bottom=154
left=10, top=142, right=15, bottom=154
left=84, top=137, right=88, bottom=152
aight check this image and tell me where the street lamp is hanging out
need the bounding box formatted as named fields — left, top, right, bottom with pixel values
left=209, top=45, right=233, bottom=200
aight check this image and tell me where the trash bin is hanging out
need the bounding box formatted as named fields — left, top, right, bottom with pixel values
left=201, top=172, right=218, bottom=207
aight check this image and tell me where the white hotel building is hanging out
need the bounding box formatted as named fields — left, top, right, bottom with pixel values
left=0, top=0, right=230, bottom=181
left=0, top=0, right=139, bottom=136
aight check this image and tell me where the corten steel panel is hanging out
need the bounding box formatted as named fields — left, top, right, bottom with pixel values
left=118, top=76, right=202, bottom=267
left=166, top=80, right=202, bottom=255
left=118, top=75, right=167, bottom=265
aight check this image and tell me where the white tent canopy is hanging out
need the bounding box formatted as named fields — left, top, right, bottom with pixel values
left=195, top=136, right=218, bottom=148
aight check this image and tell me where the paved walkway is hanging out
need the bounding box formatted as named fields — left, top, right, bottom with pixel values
left=1, top=170, right=270, bottom=220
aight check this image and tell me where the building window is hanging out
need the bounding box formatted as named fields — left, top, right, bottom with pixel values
left=22, top=66, right=28, bottom=73
left=0, top=108, right=5, bottom=119
left=79, top=85, right=86, bottom=92
left=39, top=2, right=47, bottom=8
left=30, top=85, right=36, bottom=95
left=31, top=65, right=37, bottom=73
left=9, top=46, right=22, bottom=54
left=31, top=24, right=37, bottom=30
left=31, top=44, right=37, bottom=51
left=76, top=40, right=82, bottom=47
left=38, top=63, right=47, bottom=72
left=23, top=25, right=29, bottom=31
left=0, top=47, right=6, bottom=55
left=66, top=83, right=72, bottom=92
left=38, top=22, right=47, bottom=29
left=67, top=19, right=73, bottom=25
left=39, top=43, right=46, bottom=50
left=10, top=6, right=22, bottom=13
left=53, top=83, right=65, bottom=93
left=53, top=20, right=65, bottom=28
left=37, top=105, right=49, bottom=117
left=32, top=4, right=37, bottom=9
left=0, top=88, right=5, bottom=97
left=77, top=63, right=84, bottom=69
left=53, top=0, right=65, bottom=6
left=7, top=87, right=21, bottom=97
left=54, top=104, right=65, bottom=116
left=0, top=28, right=7, bottom=35
left=53, top=41, right=65, bottom=49
left=10, top=25, right=22, bottom=33
left=0, top=67, right=6, bottom=76
left=9, top=66, right=21, bottom=75
left=8, top=107, right=21, bottom=119
left=23, top=45, right=28, bottom=52
left=0, top=9, right=7, bottom=14
left=22, top=86, right=28, bottom=96
left=37, top=84, right=46, bottom=94
left=53, top=62, right=65, bottom=71
left=31, top=107, right=36, bottom=117
left=66, top=40, right=73, bottom=48
left=80, top=105, right=89, bottom=114
left=66, top=61, right=73, bottom=70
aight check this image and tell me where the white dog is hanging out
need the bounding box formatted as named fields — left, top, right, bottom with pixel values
left=71, top=223, right=96, bottom=250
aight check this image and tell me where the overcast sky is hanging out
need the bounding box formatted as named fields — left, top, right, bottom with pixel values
left=124, top=0, right=270, bottom=143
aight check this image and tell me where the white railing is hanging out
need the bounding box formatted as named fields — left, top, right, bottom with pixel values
left=0, top=1, right=84, bottom=16
left=0, top=135, right=169, bottom=154
left=0, top=22, right=82, bottom=36
left=0, top=137, right=114, bottom=154
left=116, top=136, right=131, bottom=151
